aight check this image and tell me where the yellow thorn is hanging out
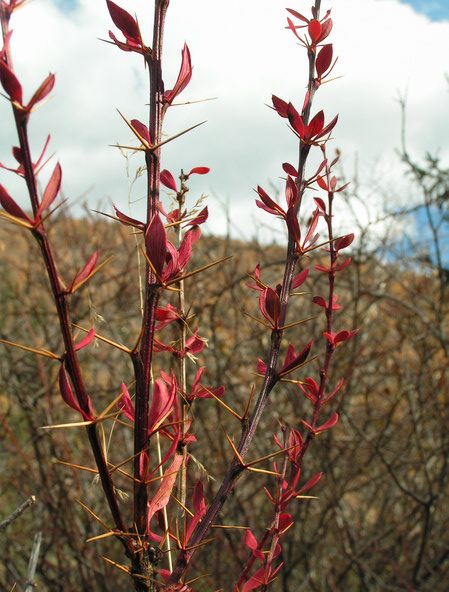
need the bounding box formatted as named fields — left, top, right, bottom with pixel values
left=246, top=466, right=281, bottom=477
left=279, top=315, right=317, bottom=331
left=172, top=496, right=194, bottom=518
left=223, top=430, right=245, bottom=466
left=75, top=498, right=110, bottom=531
left=151, top=121, right=207, bottom=152
left=41, top=420, right=94, bottom=429
left=85, top=531, right=117, bottom=543
left=202, top=386, right=241, bottom=421
left=211, top=524, right=250, bottom=530
left=165, top=255, right=232, bottom=286
left=100, top=555, right=132, bottom=575
left=139, top=246, right=163, bottom=284
left=241, top=310, right=273, bottom=329
left=241, top=384, right=255, bottom=420
left=0, top=210, right=33, bottom=228
left=54, top=459, right=98, bottom=474
left=246, top=444, right=297, bottom=468
left=0, top=337, right=60, bottom=360
left=116, top=109, right=152, bottom=150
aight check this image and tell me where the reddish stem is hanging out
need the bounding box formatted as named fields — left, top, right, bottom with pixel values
left=131, top=1, right=169, bottom=582
left=167, top=2, right=323, bottom=585
left=0, top=7, right=128, bottom=553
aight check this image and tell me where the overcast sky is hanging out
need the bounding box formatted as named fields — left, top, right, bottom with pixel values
left=1, top=0, right=449, bottom=240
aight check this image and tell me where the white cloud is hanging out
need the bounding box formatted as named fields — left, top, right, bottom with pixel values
left=1, top=0, right=448, bottom=241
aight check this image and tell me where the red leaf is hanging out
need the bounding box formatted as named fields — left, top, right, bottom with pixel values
left=59, top=365, right=82, bottom=415
left=335, top=257, right=352, bottom=272
left=287, top=103, right=305, bottom=138
left=318, top=18, right=333, bottom=42
left=315, top=412, right=339, bottom=434
left=185, top=480, right=207, bottom=543
left=33, top=135, right=52, bottom=176
left=317, top=175, right=328, bottom=191
left=12, top=146, right=23, bottom=165
left=113, top=205, right=144, bottom=229
left=194, top=383, right=224, bottom=400
left=303, top=208, right=321, bottom=247
left=306, top=110, right=325, bottom=139
left=130, top=118, right=151, bottom=144
left=188, top=166, right=210, bottom=176
left=335, top=330, right=356, bottom=343
left=324, top=377, right=345, bottom=404
left=106, top=0, right=140, bottom=43
left=314, top=197, right=326, bottom=213
left=334, top=233, right=354, bottom=251
left=244, top=529, right=258, bottom=552
left=283, top=344, right=297, bottom=369
left=285, top=175, right=298, bottom=209
left=27, top=72, right=55, bottom=111
left=282, top=162, right=298, bottom=177
left=156, top=304, right=179, bottom=329
left=72, top=252, right=98, bottom=289
left=0, top=184, right=31, bottom=222
left=145, top=214, right=167, bottom=277
left=108, top=30, right=140, bottom=52
left=308, top=19, right=322, bottom=44
left=148, top=377, right=176, bottom=432
left=242, top=567, right=265, bottom=591
left=302, top=90, right=310, bottom=114
left=280, top=340, right=313, bottom=376
left=59, top=365, right=93, bottom=420
left=256, top=185, right=284, bottom=217
left=291, top=268, right=309, bottom=289
left=243, top=530, right=264, bottom=562
left=187, top=205, right=208, bottom=226
left=313, top=294, right=341, bottom=311
left=272, top=94, right=289, bottom=118
left=118, top=383, right=135, bottom=422
left=160, top=169, right=178, bottom=192
left=286, top=207, right=301, bottom=246
left=278, top=513, right=293, bottom=534
left=316, top=44, right=333, bottom=78
left=258, top=287, right=278, bottom=326
left=185, top=330, right=206, bottom=356
left=164, top=43, right=192, bottom=104
left=147, top=454, right=183, bottom=526
left=312, top=295, right=326, bottom=308
left=257, top=359, right=267, bottom=374
left=74, top=328, right=95, bottom=352
left=315, top=263, right=330, bottom=273
left=299, top=471, right=323, bottom=493
left=0, top=60, right=23, bottom=104
left=38, top=162, right=61, bottom=215
left=287, top=430, right=303, bottom=463
left=315, top=114, right=339, bottom=140
left=336, top=181, right=351, bottom=193
left=177, top=228, right=196, bottom=271
left=286, top=8, right=309, bottom=23
left=298, top=377, right=319, bottom=404
left=286, top=17, right=303, bottom=42
left=193, top=480, right=206, bottom=515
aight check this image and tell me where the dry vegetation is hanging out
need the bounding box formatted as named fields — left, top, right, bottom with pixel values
left=1, top=184, right=448, bottom=591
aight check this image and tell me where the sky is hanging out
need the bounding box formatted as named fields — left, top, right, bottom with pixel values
left=1, top=0, right=449, bottom=243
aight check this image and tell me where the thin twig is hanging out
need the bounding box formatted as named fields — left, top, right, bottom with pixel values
left=0, top=496, right=36, bottom=532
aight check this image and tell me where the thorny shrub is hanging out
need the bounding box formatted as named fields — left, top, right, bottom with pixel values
left=0, top=1, right=357, bottom=590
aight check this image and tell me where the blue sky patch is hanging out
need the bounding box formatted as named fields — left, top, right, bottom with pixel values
left=401, top=0, right=449, bottom=21
left=54, top=0, right=79, bottom=13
